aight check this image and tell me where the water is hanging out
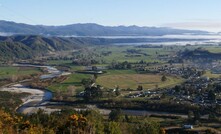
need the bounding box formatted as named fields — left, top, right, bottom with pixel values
left=9, top=64, right=62, bottom=114
left=70, top=34, right=221, bottom=46
left=66, top=34, right=221, bottom=39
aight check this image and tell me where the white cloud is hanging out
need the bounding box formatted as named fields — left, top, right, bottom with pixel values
left=162, top=22, right=221, bottom=33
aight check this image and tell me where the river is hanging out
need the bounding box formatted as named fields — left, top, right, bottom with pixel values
left=0, top=64, right=62, bottom=114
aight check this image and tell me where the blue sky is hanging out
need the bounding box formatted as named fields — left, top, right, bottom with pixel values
left=0, top=0, right=221, bottom=32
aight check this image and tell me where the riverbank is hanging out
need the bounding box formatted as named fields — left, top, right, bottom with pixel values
left=0, top=84, right=59, bottom=114
left=0, top=64, right=66, bottom=114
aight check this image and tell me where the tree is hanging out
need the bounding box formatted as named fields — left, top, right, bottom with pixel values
left=208, top=90, right=216, bottom=101
left=85, top=110, right=104, bottom=134
left=208, top=112, right=216, bottom=120
left=161, top=75, right=167, bottom=82
left=127, top=63, right=132, bottom=69
left=137, top=85, right=143, bottom=91
left=193, top=110, right=201, bottom=121
left=69, top=114, right=88, bottom=133
left=105, top=121, right=121, bottom=134
left=81, top=78, right=93, bottom=87
left=160, top=128, right=166, bottom=134
left=188, top=111, right=194, bottom=121
left=92, top=66, right=98, bottom=71
left=115, top=88, right=121, bottom=96
left=174, top=85, right=181, bottom=93
left=205, top=129, right=216, bottom=134
left=202, top=70, right=206, bottom=75
left=109, top=109, right=123, bottom=121
left=84, top=85, right=102, bottom=101
left=134, top=120, right=160, bottom=134
left=93, top=74, right=98, bottom=80
left=215, top=104, right=221, bottom=114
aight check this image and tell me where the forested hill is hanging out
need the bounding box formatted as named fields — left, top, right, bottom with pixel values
left=180, top=49, right=221, bottom=60
left=0, top=35, right=88, bottom=60
left=0, top=20, right=209, bottom=36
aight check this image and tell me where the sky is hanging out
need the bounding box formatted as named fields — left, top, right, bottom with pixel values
left=0, top=0, right=221, bottom=32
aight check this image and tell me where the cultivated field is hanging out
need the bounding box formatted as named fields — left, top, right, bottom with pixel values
left=97, top=74, right=183, bottom=89
left=0, top=66, right=41, bottom=79
left=94, top=45, right=171, bottom=63
left=48, top=73, right=91, bottom=92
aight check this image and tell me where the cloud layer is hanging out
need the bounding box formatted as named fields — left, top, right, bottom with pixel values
left=163, top=22, right=221, bottom=32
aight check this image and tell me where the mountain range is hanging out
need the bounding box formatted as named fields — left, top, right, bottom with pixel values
left=0, top=20, right=212, bottom=60
left=0, top=20, right=209, bottom=36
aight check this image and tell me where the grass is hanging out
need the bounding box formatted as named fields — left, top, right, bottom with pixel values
left=48, top=73, right=92, bottom=92
left=45, top=45, right=195, bottom=67
left=48, top=67, right=183, bottom=92
left=46, top=60, right=73, bottom=65
left=0, top=66, right=41, bottom=79
left=70, top=65, right=85, bottom=71
left=204, top=46, right=221, bottom=54
left=105, top=69, right=137, bottom=75
left=157, top=76, right=184, bottom=89
left=45, top=45, right=221, bottom=67
left=95, top=46, right=171, bottom=63
left=203, top=71, right=221, bottom=78
left=96, top=73, right=183, bottom=89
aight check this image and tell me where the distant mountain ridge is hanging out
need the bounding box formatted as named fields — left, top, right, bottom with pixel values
left=0, top=20, right=209, bottom=36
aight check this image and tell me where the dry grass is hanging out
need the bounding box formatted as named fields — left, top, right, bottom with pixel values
left=203, top=71, right=221, bottom=78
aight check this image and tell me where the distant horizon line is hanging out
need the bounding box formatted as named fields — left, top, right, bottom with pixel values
left=0, top=19, right=170, bottom=28
left=1, top=19, right=215, bottom=33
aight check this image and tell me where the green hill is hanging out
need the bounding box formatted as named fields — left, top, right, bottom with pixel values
left=0, top=35, right=88, bottom=60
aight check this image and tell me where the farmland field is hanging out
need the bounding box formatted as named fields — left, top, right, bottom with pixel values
left=0, top=66, right=41, bottom=79
left=204, top=46, right=221, bottom=53
left=203, top=71, right=221, bottom=78
left=96, top=74, right=183, bottom=89
left=93, top=45, right=171, bottom=63
left=48, top=73, right=91, bottom=92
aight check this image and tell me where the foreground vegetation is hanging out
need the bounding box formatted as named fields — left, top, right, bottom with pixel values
left=0, top=107, right=165, bottom=134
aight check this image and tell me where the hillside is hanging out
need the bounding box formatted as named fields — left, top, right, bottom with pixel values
left=180, top=49, right=221, bottom=60
left=0, top=35, right=87, bottom=60
left=0, top=20, right=209, bottom=36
